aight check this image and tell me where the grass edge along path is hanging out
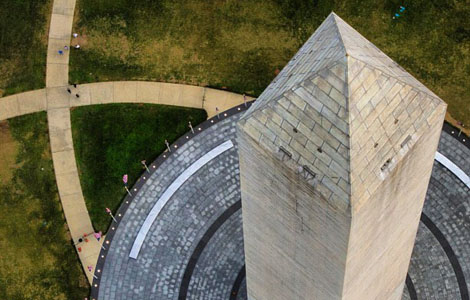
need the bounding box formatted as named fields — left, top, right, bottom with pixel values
left=71, top=103, right=207, bottom=233
left=0, top=112, right=89, bottom=299
left=69, top=0, right=470, bottom=132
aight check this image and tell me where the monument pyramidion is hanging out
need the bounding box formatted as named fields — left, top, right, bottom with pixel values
left=237, top=12, right=446, bottom=300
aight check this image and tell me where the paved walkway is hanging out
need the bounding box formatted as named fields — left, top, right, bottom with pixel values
left=0, top=82, right=250, bottom=285
left=0, top=83, right=250, bottom=284
left=0, top=80, right=251, bottom=285
left=95, top=104, right=470, bottom=299
left=2, top=0, right=465, bottom=294
left=0, top=82, right=252, bottom=121
left=1, top=0, right=251, bottom=284
left=47, top=0, right=75, bottom=88
left=45, top=0, right=103, bottom=284
left=0, top=65, right=253, bottom=282
left=98, top=112, right=244, bottom=299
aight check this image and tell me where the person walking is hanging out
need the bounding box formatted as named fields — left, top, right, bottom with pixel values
left=94, top=231, right=102, bottom=241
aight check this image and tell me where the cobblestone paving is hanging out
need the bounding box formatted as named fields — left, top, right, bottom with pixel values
left=99, top=123, right=469, bottom=300
left=402, top=285, right=411, bottom=300
left=404, top=130, right=470, bottom=300
left=187, top=210, right=244, bottom=299
left=99, top=114, right=242, bottom=300
left=408, top=222, right=459, bottom=299
left=438, top=131, right=470, bottom=175
left=237, top=278, right=247, bottom=300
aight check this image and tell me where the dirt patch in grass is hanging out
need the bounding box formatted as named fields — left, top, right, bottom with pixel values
left=0, top=121, right=19, bottom=184
left=71, top=104, right=207, bottom=232
left=0, top=112, right=89, bottom=299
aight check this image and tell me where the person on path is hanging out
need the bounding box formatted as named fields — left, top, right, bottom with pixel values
left=74, top=44, right=80, bottom=49
left=58, top=50, right=63, bottom=55
left=67, top=88, right=71, bottom=93
left=94, top=231, right=102, bottom=241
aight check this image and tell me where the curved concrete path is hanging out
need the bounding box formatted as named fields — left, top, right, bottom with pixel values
left=46, top=0, right=102, bottom=284
left=0, top=82, right=251, bottom=285
left=3, top=20, right=252, bottom=284
left=5, top=0, right=465, bottom=291
left=0, top=82, right=251, bottom=121
left=0, top=0, right=251, bottom=284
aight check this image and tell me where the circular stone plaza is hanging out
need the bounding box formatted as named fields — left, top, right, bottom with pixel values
left=93, top=104, right=470, bottom=300
left=85, top=13, right=470, bottom=300
left=2, top=3, right=467, bottom=299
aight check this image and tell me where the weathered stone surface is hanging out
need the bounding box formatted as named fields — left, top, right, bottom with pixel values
left=52, top=149, right=78, bottom=175
left=47, top=107, right=71, bottom=132
left=49, top=13, right=74, bottom=40
left=93, top=12, right=470, bottom=300
left=238, top=12, right=447, bottom=300
left=49, top=126, right=74, bottom=153
left=96, top=109, right=469, bottom=300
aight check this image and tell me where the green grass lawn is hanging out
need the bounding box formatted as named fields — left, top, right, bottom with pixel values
left=0, top=0, right=51, bottom=96
left=70, top=0, right=470, bottom=127
left=0, top=113, right=89, bottom=300
left=71, top=104, right=207, bottom=232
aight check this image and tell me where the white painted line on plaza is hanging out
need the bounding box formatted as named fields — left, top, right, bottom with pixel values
left=435, top=152, right=470, bottom=189
left=129, top=140, right=234, bottom=259
left=128, top=147, right=465, bottom=259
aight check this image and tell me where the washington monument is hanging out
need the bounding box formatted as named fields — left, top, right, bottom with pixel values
left=238, top=12, right=446, bottom=300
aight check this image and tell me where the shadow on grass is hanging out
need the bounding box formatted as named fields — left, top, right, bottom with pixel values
left=71, top=0, right=470, bottom=127
left=71, top=103, right=207, bottom=233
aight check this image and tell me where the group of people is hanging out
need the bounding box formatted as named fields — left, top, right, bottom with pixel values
left=392, top=5, right=406, bottom=19
left=58, top=32, right=81, bottom=55
left=76, top=231, right=102, bottom=252
left=67, top=83, right=80, bottom=98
